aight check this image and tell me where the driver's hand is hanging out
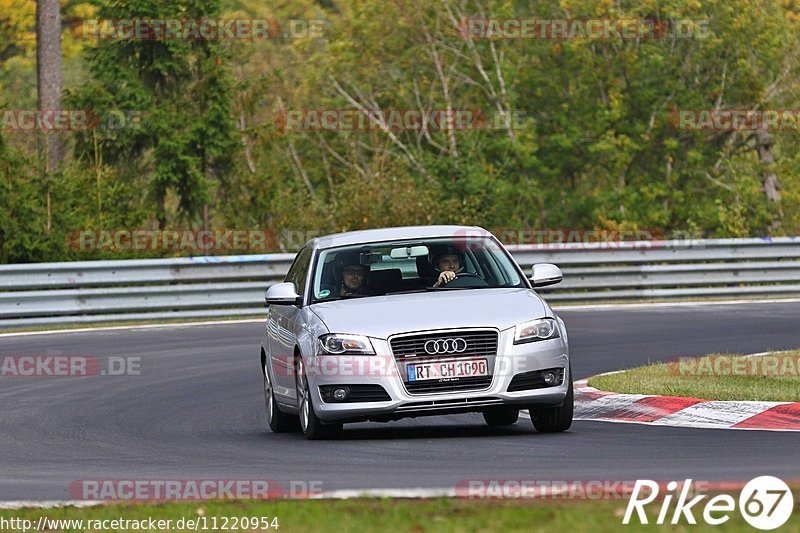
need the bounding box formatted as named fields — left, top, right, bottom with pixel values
left=435, top=271, right=456, bottom=287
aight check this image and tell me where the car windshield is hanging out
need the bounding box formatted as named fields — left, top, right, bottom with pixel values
left=311, top=236, right=525, bottom=302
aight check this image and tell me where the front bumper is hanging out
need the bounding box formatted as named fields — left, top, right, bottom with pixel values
left=307, top=330, right=569, bottom=423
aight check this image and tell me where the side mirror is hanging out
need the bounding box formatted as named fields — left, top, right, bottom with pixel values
left=530, top=263, right=562, bottom=288
left=265, top=282, right=301, bottom=305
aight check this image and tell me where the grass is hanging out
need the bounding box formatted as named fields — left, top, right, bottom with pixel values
left=589, top=351, right=800, bottom=402
left=3, top=496, right=800, bottom=532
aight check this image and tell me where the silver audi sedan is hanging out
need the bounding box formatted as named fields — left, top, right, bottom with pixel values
left=260, top=225, right=572, bottom=439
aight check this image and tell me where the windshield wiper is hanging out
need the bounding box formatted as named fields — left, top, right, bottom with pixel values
left=427, top=285, right=501, bottom=291
left=385, top=289, right=429, bottom=295
left=385, top=286, right=506, bottom=295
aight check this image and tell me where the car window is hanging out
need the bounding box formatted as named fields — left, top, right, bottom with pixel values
left=310, top=237, right=525, bottom=302
left=285, top=246, right=313, bottom=300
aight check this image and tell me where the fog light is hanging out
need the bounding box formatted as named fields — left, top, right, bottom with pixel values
left=332, top=387, right=350, bottom=401
left=542, top=371, right=557, bottom=385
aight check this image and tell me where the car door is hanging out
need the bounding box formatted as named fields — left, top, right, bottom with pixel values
left=267, top=246, right=313, bottom=400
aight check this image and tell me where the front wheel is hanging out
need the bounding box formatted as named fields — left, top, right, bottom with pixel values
left=528, top=370, right=573, bottom=433
left=296, top=357, right=342, bottom=440
left=264, top=365, right=299, bottom=433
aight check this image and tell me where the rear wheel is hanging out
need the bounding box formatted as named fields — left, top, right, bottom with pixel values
left=529, top=370, right=573, bottom=433
left=483, top=407, right=519, bottom=426
left=264, top=365, right=299, bottom=433
left=296, top=357, right=342, bottom=440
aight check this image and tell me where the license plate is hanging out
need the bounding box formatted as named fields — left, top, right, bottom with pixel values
left=407, top=358, right=488, bottom=382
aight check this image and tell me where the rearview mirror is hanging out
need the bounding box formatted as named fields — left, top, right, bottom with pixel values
left=360, top=251, right=383, bottom=265
left=390, top=245, right=429, bottom=259
left=265, top=282, right=301, bottom=305
left=530, top=263, right=563, bottom=288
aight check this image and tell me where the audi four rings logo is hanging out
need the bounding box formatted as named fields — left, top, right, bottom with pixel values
left=424, top=338, right=468, bottom=354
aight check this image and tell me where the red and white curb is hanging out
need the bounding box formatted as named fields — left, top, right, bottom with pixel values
left=574, top=375, right=800, bottom=431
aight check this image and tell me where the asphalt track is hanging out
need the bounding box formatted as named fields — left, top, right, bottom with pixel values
left=2, top=301, right=800, bottom=500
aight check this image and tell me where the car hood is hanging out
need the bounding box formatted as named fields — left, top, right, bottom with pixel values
left=310, top=288, right=548, bottom=339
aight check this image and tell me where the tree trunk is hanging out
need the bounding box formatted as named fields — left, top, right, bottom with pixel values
left=36, top=0, right=63, bottom=232
left=755, top=128, right=782, bottom=233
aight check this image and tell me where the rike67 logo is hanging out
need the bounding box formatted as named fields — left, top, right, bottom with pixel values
left=624, top=477, right=794, bottom=530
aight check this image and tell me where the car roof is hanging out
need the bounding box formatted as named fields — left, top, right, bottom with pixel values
left=309, top=225, right=487, bottom=250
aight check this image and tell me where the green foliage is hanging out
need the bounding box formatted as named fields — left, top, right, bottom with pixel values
left=69, top=0, right=238, bottom=228
left=1, top=0, right=800, bottom=262
left=0, top=137, right=65, bottom=262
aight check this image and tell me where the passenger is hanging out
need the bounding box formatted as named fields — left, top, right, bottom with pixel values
left=430, top=245, right=465, bottom=287
left=336, top=254, right=370, bottom=297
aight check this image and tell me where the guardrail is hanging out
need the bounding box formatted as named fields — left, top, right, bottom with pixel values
left=1, top=237, right=799, bottom=328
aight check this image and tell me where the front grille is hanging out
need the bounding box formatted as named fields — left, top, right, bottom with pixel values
left=507, top=368, right=565, bottom=392
left=319, top=384, right=391, bottom=403
left=391, top=331, right=497, bottom=360
left=390, top=330, right=498, bottom=395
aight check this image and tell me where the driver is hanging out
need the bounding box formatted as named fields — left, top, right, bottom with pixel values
left=336, top=253, right=370, bottom=297
left=430, top=245, right=465, bottom=287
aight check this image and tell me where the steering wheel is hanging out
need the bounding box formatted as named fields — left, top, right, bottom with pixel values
left=439, top=272, right=489, bottom=288
left=342, top=291, right=369, bottom=298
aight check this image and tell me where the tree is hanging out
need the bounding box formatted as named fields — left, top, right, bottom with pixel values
left=36, top=0, right=63, bottom=232
left=70, top=0, right=238, bottom=229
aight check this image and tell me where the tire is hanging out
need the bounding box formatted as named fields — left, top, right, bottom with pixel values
left=296, top=357, right=342, bottom=440
left=264, top=364, right=299, bottom=433
left=529, top=370, right=573, bottom=433
left=483, top=407, right=519, bottom=426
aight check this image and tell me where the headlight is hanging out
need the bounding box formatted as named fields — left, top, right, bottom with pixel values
left=318, top=334, right=375, bottom=355
left=514, top=318, right=560, bottom=344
